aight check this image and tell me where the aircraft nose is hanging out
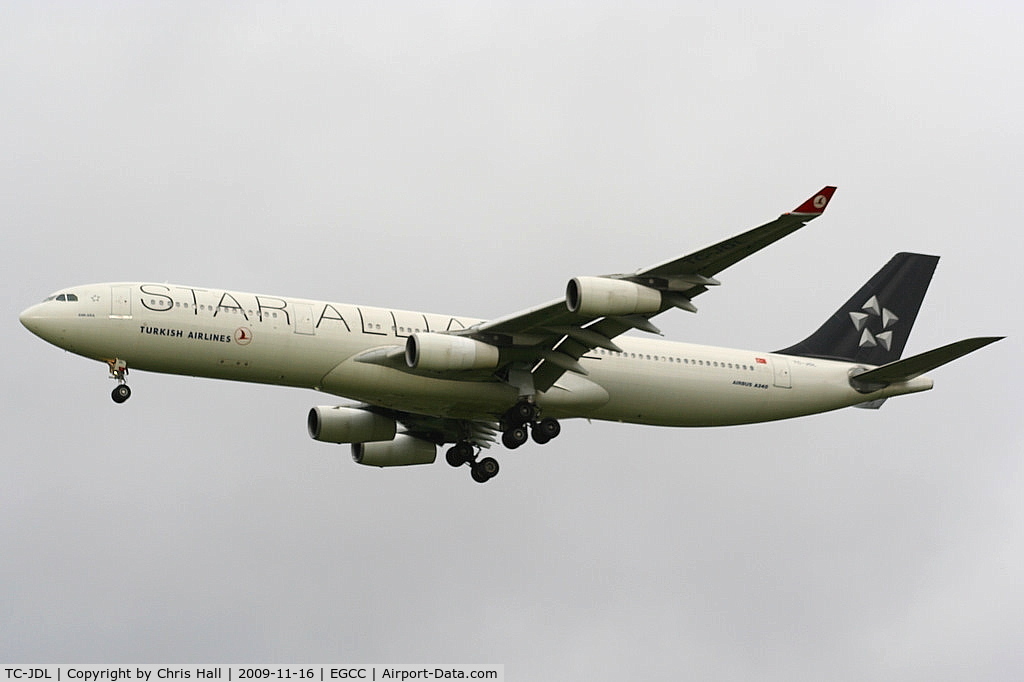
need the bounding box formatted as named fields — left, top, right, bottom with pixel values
left=19, top=303, right=60, bottom=343
left=19, top=304, right=42, bottom=334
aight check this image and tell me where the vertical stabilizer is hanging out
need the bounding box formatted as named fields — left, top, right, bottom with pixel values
left=776, top=253, right=939, bottom=364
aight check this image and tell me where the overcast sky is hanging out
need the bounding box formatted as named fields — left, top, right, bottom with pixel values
left=3, top=2, right=1022, bottom=679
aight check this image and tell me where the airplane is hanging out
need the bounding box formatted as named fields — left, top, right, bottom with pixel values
left=19, top=186, right=1002, bottom=483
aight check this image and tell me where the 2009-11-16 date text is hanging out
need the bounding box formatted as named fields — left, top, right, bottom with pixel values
left=238, top=672, right=317, bottom=680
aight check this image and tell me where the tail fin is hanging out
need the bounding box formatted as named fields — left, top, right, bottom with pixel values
left=776, top=253, right=939, bottom=364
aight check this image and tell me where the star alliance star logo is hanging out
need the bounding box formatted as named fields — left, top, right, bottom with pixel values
left=849, top=295, right=898, bottom=350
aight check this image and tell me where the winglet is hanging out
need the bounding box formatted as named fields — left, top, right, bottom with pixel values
left=790, top=186, right=837, bottom=215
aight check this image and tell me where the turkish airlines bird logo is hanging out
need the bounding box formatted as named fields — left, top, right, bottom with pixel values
left=234, top=327, right=253, bottom=345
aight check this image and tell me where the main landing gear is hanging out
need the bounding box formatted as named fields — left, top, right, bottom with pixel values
left=501, top=401, right=561, bottom=449
left=447, top=401, right=562, bottom=483
left=445, top=441, right=500, bottom=484
left=107, top=359, right=131, bottom=404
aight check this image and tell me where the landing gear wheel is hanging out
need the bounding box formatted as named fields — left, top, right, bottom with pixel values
left=111, top=384, right=131, bottom=404
left=471, top=457, right=499, bottom=483
left=503, top=400, right=536, bottom=427
left=502, top=426, right=529, bottom=450
left=531, top=417, right=560, bottom=444
left=445, top=442, right=474, bottom=468
left=107, top=359, right=131, bottom=403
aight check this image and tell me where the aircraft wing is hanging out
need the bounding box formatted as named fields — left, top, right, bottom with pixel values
left=456, top=186, right=837, bottom=392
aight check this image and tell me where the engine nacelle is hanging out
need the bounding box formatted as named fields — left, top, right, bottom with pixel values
left=307, top=406, right=396, bottom=444
left=566, top=276, right=663, bottom=316
left=352, top=434, right=437, bottom=467
left=405, top=332, right=500, bottom=371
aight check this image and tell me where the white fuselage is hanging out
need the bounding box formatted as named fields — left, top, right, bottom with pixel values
left=19, top=282, right=934, bottom=426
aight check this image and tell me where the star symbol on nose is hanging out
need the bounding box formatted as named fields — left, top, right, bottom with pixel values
left=91, top=295, right=101, bottom=302
left=849, top=295, right=898, bottom=350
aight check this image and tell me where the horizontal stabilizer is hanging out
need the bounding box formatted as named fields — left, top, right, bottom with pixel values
left=850, top=337, right=1003, bottom=392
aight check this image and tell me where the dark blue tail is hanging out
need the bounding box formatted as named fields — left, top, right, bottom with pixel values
left=776, top=253, right=939, bottom=364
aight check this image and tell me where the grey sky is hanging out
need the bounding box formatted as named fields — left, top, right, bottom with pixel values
left=3, top=3, right=1022, bottom=680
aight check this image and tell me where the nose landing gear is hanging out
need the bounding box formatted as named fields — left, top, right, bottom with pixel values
left=107, top=359, right=131, bottom=403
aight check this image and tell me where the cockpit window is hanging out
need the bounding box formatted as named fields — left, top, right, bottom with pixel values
left=46, top=293, right=79, bottom=302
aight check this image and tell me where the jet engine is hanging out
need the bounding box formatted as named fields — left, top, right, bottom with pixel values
left=352, top=434, right=437, bottom=467
left=565, top=276, right=663, bottom=316
left=405, top=332, right=500, bottom=371
left=307, top=406, right=396, bottom=444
